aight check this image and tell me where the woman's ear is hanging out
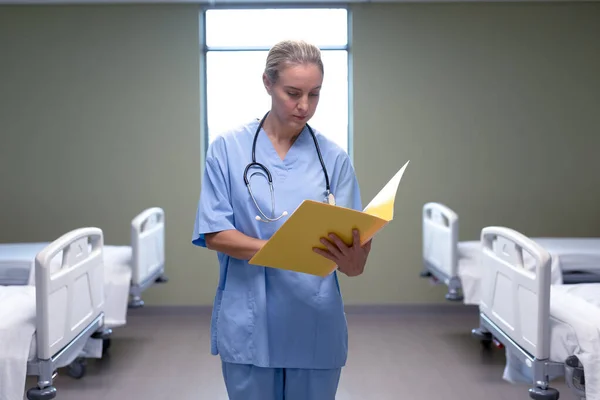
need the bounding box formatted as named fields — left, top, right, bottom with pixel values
left=262, top=73, right=272, bottom=95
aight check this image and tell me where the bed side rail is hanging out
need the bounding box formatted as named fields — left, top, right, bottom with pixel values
left=34, top=227, right=105, bottom=361
left=130, top=207, right=165, bottom=286
left=478, top=226, right=552, bottom=361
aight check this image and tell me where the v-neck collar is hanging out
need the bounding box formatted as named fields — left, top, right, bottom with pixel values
left=258, top=123, right=308, bottom=168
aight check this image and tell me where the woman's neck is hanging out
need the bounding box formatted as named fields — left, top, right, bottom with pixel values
left=263, top=113, right=302, bottom=146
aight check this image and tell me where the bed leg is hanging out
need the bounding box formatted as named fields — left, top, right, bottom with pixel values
left=445, top=276, right=463, bottom=301
left=529, top=359, right=560, bottom=400
left=27, top=359, right=57, bottom=399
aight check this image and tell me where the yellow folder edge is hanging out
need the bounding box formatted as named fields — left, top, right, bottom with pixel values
left=249, top=161, right=410, bottom=277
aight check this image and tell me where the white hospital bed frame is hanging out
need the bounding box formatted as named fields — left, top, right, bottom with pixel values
left=127, top=207, right=168, bottom=308
left=471, top=227, right=585, bottom=400
left=25, top=227, right=111, bottom=400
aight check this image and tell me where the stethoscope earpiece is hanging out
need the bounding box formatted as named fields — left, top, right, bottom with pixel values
left=245, top=111, right=332, bottom=223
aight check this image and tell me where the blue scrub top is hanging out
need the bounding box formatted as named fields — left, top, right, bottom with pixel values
left=192, top=119, right=362, bottom=370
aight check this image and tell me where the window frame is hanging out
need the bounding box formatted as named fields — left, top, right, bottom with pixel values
left=199, top=4, right=354, bottom=169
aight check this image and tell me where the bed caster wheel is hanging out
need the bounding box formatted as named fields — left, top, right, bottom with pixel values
left=26, top=386, right=57, bottom=400
left=66, top=357, right=87, bottom=380
left=471, top=328, right=492, bottom=341
left=566, top=355, right=585, bottom=384
left=129, top=297, right=144, bottom=308
left=529, top=386, right=559, bottom=400
left=471, top=328, right=493, bottom=349
left=445, top=291, right=464, bottom=302
left=92, top=328, right=112, bottom=340
left=155, top=274, right=168, bottom=284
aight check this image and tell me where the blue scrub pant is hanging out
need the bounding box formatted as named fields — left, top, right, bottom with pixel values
left=221, top=362, right=341, bottom=400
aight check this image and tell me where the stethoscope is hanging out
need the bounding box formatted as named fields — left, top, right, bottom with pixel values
left=244, top=111, right=335, bottom=223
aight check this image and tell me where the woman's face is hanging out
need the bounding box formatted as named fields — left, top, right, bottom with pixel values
left=264, top=62, right=323, bottom=131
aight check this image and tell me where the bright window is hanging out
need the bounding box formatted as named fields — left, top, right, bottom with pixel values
left=202, top=8, right=350, bottom=153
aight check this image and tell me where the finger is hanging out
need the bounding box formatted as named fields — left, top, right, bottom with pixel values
left=326, top=234, right=348, bottom=256
left=313, top=247, right=338, bottom=262
left=319, top=238, right=344, bottom=259
left=352, top=229, right=361, bottom=249
left=363, top=239, right=372, bottom=253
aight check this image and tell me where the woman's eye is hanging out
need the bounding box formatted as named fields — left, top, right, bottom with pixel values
left=287, top=92, right=299, bottom=97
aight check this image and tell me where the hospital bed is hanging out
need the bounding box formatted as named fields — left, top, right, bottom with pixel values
left=0, top=227, right=111, bottom=400
left=127, top=207, right=168, bottom=308
left=471, top=226, right=600, bottom=400
left=420, top=202, right=600, bottom=304
left=0, top=206, right=166, bottom=308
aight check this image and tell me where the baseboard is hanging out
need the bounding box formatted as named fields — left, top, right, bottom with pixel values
left=128, top=305, right=213, bottom=316
left=343, top=303, right=478, bottom=315
left=129, top=303, right=478, bottom=316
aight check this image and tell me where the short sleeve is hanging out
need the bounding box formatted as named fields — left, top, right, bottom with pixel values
left=332, top=154, right=362, bottom=212
left=192, top=140, right=236, bottom=247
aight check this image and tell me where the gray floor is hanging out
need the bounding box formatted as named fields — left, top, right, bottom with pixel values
left=25, top=306, right=577, bottom=400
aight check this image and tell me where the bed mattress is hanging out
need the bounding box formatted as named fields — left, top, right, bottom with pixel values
left=502, top=283, right=600, bottom=400
left=534, top=238, right=600, bottom=273
left=0, top=243, right=48, bottom=286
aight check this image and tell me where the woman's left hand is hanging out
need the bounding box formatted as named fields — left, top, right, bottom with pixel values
left=313, top=229, right=372, bottom=277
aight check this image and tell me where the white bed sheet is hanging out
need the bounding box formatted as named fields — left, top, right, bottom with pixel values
left=0, top=285, right=36, bottom=400
left=0, top=286, right=104, bottom=400
left=456, top=257, right=483, bottom=306
left=101, top=246, right=133, bottom=329
left=503, top=283, right=600, bottom=400
left=0, top=243, right=132, bottom=329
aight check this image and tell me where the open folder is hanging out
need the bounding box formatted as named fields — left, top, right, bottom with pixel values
left=249, top=160, right=410, bottom=277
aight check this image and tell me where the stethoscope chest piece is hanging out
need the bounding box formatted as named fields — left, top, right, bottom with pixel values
left=327, top=192, right=336, bottom=206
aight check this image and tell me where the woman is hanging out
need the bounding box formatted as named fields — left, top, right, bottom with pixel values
left=192, top=39, right=372, bottom=400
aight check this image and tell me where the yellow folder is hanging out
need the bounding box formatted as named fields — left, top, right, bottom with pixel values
left=248, top=161, right=410, bottom=277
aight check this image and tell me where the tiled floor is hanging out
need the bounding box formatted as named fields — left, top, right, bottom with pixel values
left=23, top=306, right=576, bottom=399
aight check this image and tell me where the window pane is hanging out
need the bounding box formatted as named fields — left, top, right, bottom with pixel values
left=206, top=50, right=348, bottom=152
left=205, top=9, right=348, bottom=49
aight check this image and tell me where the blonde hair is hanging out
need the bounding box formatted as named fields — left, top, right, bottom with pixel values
left=264, top=39, right=324, bottom=84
